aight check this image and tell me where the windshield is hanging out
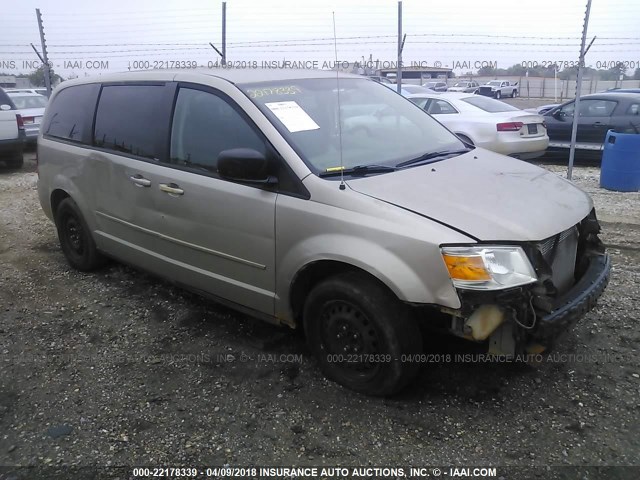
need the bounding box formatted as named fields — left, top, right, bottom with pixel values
left=461, top=96, right=521, bottom=113
left=9, top=95, right=48, bottom=109
left=241, top=78, right=464, bottom=174
left=403, top=85, right=430, bottom=93
left=487, top=81, right=502, bottom=86
left=453, top=82, right=469, bottom=87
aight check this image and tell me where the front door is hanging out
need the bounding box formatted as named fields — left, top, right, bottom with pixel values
left=152, top=85, right=277, bottom=315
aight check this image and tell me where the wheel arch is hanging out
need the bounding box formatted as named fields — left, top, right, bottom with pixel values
left=50, top=188, right=71, bottom=218
left=288, top=259, right=398, bottom=331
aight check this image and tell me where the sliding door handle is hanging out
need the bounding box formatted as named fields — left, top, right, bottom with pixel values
left=159, top=183, right=184, bottom=196
left=130, top=175, right=151, bottom=187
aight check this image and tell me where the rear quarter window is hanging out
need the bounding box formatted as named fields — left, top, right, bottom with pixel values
left=42, top=84, right=100, bottom=143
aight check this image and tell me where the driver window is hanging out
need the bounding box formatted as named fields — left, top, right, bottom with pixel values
left=169, top=88, right=266, bottom=172
left=428, top=100, right=457, bottom=115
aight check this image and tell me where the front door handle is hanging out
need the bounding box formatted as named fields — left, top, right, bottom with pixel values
left=159, top=183, right=184, bottom=196
left=130, top=175, right=151, bottom=187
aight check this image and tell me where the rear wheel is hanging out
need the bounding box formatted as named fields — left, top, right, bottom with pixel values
left=511, top=90, right=517, bottom=98
left=9, top=154, right=23, bottom=169
left=3, top=150, right=23, bottom=169
left=303, top=272, right=423, bottom=396
left=55, top=198, right=106, bottom=271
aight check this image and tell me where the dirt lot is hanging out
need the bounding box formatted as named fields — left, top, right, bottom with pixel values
left=0, top=152, right=639, bottom=477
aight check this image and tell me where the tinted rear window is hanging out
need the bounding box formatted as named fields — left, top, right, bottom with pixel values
left=94, top=85, right=166, bottom=159
left=42, top=84, right=100, bottom=143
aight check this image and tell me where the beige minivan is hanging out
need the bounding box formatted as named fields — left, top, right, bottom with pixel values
left=37, top=69, right=610, bottom=395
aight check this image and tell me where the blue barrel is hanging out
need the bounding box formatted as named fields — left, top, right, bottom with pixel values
left=600, top=130, right=640, bottom=192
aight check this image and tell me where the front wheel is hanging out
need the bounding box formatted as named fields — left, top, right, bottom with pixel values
left=495, top=91, right=502, bottom=99
left=55, top=198, right=106, bottom=271
left=303, top=272, right=423, bottom=396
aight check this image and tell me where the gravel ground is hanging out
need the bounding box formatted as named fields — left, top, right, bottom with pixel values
left=0, top=153, right=638, bottom=477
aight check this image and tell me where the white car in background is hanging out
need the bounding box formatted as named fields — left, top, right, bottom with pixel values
left=6, top=88, right=50, bottom=98
left=7, top=92, right=48, bottom=143
left=408, top=92, right=548, bottom=159
left=383, top=83, right=437, bottom=97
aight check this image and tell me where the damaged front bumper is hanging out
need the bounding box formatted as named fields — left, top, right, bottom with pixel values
left=532, top=252, right=610, bottom=344
left=441, top=211, right=611, bottom=356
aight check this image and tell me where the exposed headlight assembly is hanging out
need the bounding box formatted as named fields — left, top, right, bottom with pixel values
left=441, top=245, right=537, bottom=290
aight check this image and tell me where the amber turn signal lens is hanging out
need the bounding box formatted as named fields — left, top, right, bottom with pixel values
left=442, top=254, right=491, bottom=281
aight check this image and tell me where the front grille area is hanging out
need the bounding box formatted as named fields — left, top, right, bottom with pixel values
left=537, top=226, right=579, bottom=294
left=478, top=87, right=493, bottom=96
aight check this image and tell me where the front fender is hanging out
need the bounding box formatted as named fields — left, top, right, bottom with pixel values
left=275, top=233, right=461, bottom=324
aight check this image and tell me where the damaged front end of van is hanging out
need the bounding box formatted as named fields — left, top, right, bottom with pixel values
left=440, top=209, right=610, bottom=357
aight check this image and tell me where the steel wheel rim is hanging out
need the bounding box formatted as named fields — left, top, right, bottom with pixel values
left=320, top=300, right=382, bottom=378
left=64, top=215, right=84, bottom=255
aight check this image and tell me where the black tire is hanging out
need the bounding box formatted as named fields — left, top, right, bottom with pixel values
left=456, top=133, right=474, bottom=146
left=495, top=91, right=502, bottom=99
left=1, top=150, right=23, bottom=169
left=511, top=90, right=517, bottom=98
left=54, top=197, right=106, bottom=271
left=303, top=272, right=423, bottom=396
left=10, top=151, right=24, bottom=168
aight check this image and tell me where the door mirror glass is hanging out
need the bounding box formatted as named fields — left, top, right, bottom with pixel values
left=217, top=148, right=277, bottom=185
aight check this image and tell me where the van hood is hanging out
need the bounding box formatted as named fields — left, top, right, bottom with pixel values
left=347, top=149, right=593, bottom=241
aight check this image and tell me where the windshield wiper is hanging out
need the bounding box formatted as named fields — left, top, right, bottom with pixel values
left=396, top=148, right=472, bottom=168
left=319, top=164, right=396, bottom=177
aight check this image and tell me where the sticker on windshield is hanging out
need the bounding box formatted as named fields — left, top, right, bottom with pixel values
left=265, top=101, right=320, bottom=133
left=247, top=86, right=301, bottom=98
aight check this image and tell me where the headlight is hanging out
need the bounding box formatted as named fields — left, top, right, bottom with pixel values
left=441, top=245, right=537, bottom=290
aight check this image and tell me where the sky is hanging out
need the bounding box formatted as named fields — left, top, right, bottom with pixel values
left=1, top=0, right=639, bottom=78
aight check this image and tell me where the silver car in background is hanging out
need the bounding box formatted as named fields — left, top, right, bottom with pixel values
left=5, top=88, right=50, bottom=97
left=7, top=92, right=48, bottom=143
left=37, top=70, right=610, bottom=395
left=446, top=80, right=480, bottom=93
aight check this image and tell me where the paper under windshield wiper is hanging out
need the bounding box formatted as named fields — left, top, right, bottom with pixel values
left=319, top=164, right=397, bottom=177
left=396, top=148, right=471, bottom=168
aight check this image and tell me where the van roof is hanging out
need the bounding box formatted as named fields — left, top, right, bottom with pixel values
left=55, top=68, right=364, bottom=88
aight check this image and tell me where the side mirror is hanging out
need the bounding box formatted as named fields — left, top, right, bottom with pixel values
left=217, top=148, right=277, bottom=185
left=551, top=109, right=563, bottom=119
